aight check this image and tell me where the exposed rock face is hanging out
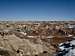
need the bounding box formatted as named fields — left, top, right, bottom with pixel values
left=0, top=21, right=75, bottom=56
left=0, top=33, right=74, bottom=56
left=0, top=34, right=55, bottom=56
left=0, top=47, right=15, bottom=56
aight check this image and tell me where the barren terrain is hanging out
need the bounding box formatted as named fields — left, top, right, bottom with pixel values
left=0, top=21, right=75, bottom=56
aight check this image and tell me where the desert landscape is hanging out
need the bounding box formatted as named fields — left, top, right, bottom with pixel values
left=0, top=21, right=75, bottom=56
left=0, top=0, right=75, bottom=56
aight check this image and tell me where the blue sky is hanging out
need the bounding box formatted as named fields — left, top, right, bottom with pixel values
left=0, top=0, right=75, bottom=21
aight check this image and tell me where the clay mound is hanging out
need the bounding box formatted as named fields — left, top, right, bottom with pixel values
left=0, top=47, right=15, bottom=56
left=50, top=36, right=74, bottom=46
left=0, top=34, right=55, bottom=56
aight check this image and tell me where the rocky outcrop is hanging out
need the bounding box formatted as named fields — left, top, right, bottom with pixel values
left=0, top=34, right=56, bottom=56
